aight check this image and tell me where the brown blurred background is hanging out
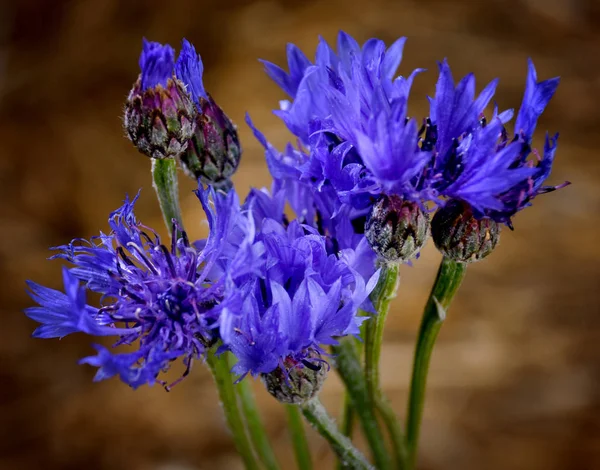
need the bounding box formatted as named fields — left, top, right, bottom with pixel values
left=1, top=0, right=599, bottom=469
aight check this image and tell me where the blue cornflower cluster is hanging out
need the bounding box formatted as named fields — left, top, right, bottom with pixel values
left=26, top=183, right=377, bottom=389
left=26, top=32, right=567, bottom=391
left=252, top=31, right=567, bottom=229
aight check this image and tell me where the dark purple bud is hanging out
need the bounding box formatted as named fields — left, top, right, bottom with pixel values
left=124, top=76, right=197, bottom=159
left=261, top=352, right=327, bottom=405
left=431, top=199, right=500, bottom=263
left=365, top=195, right=430, bottom=263
left=178, top=95, right=241, bottom=189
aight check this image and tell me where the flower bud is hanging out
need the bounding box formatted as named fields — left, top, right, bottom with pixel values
left=261, top=353, right=327, bottom=405
left=365, top=195, right=430, bottom=263
left=178, top=95, right=241, bottom=188
left=124, top=76, right=197, bottom=160
left=431, top=199, right=500, bottom=263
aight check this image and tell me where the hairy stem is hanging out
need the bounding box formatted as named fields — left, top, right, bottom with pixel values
left=301, top=398, right=373, bottom=470
left=333, top=339, right=391, bottom=470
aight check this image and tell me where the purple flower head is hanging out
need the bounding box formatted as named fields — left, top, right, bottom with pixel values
left=139, top=39, right=176, bottom=90
left=352, top=97, right=430, bottom=198
left=425, top=59, right=568, bottom=224
left=253, top=31, right=430, bottom=230
left=262, top=32, right=413, bottom=144
left=247, top=115, right=365, bottom=215
left=26, top=188, right=259, bottom=389
left=138, top=38, right=207, bottom=104
left=174, top=39, right=208, bottom=104
left=428, top=59, right=499, bottom=169
left=221, top=213, right=380, bottom=379
left=241, top=124, right=379, bottom=281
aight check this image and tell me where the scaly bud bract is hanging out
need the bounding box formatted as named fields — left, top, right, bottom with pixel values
left=365, top=195, right=430, bottom=263
left=178, top=95, right=241, bottom=188
left=431, top=199, right=500, bottom=263
left=261, top=353, right=328, bottom=405
left=124, top=77, right=197, bottom=160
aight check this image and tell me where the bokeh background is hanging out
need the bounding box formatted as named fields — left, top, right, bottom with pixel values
left=1, top=0, right=599, bottom=469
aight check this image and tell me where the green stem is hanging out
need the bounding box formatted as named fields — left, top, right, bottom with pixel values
left=405, top=257, right=467, bottom=469
left=338, top=335, right=363, bottom=445
left=151, top=158, right=184, bottom=236
left=333, top=339, right=391, bottom=470
left=364, top=264, right=406, bottom=469
left=301, top=398, right=374, bottom=470
left=151, top=158, right=258, bottom=466
left=286, top=405, right=313, bottom=470
left=376, top=395, right=407, bottom=470
left=339, top=391, right=355, bottom=438
left=365, top=263, right=399, bottom=406
left=207, top=350, right=260, bottom=470
left=235, top=373, right=280, bottom=470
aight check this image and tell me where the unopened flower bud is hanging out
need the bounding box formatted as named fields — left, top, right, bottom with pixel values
left=431, top=199, right=500, bottom=263
left=124, top=77, right=196, bottom=160
left=178, top=95, right=241, bottom=188
left=365, top=195, right=430, bottom=263
left=261, top=353, right=327, bottom=405
left=124, top=41, right=197, bottom=160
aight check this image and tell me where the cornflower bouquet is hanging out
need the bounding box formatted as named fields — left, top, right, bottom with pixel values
left=25, top=32, right=568, bottom=469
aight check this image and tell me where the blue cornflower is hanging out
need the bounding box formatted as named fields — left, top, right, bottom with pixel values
left=252, top=31, right=429, bottom=222
left=425, top=59, right=569, bottom=224
left=26, top=187, right=259, bottom=388
left=244, top=182, right=378, bottom=281
left=244, top=115, right=380, bottom=275
left=220, top=204, right=380, bottom=379
left=262, top=32, right=414, bottom=143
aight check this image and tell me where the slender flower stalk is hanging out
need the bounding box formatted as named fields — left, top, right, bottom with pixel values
left=151, top=158, right=184, bottom=235
left=364, top=264, right=407, bottom=468
left=286, top=405, right=313, bottom=470
left=365, top=263, right=399, bottom=404
left=207, top=349, right=260, bottom=470
left=301, top=398, right=374, bottom=470
left=149, top=129, right=265, bottom=469
left=338, top=325, right=367, bottom=444
left=376, top=394, right=407, bottom=470
left=235, top=371, right=280, bottom=470
left=151, top=136, right=269, bottom=470
left=337, top=346, right=358, bottom=470
left=333, top=338, right=391, bottom=470
left=404, top=257, right=467, bottom=469
left=150, top=138, right=265, bottom=469
left=339, top=389, right=356, bottom=439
